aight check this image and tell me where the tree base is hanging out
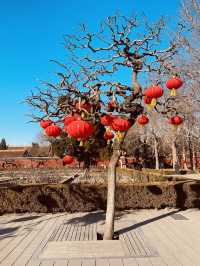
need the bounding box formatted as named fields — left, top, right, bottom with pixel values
left=97, top=232, right=119, bottom=240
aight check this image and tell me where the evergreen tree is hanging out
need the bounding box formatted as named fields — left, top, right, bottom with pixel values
left=0, top=138, right=7, bottom=150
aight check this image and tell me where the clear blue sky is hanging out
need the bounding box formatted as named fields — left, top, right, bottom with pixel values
left=0, top=0, right=181, bottom=146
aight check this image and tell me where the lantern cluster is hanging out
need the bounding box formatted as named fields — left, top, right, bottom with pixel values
left=40, top=119, right=62, bottom=138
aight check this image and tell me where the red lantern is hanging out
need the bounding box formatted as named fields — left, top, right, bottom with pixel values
left=144, top=96, right=152, bottom=105
left=40, top=120, right=52, bottom=129
left=169, top=116, right=183, bottom=126
left=104, top=131, right=114, bottom=140
left=63, top=155, right=74, bottom=165
left=101, top=115, right=114, bottom=126
left=108, top=100, right=117, bottom=109
left=45, top=124, right=62, bottom=137
left=112, top=118, right=131, bottom=132
left=137, top=114, right=149, bottom=125
left=66, top=120, right=94, bottom=140
left=75, top=101, right=92, bottom=112
left=63, top=114, right=81, bottom=126
left=166, top=76, right=183, bottom=96
left=144, top=85, right=163, bottom=108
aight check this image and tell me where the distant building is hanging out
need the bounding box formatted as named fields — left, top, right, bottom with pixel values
left=0, top=149, right=31, bottom=158
left=0, top=145, right=50, bottom=159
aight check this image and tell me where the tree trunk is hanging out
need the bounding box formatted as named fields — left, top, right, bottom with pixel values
left=188, top=133, right=193, bottom=170
left=172, top=138, right=178, bottom=170
left=103, top=147, right=121, bottom=240
left=154, top=137, right=159, bottom=169
left=182, top=145, right=188, bottom=170
left=192, top=145, right=196, bottom=171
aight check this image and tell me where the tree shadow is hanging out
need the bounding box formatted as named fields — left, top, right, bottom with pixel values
left=37, top=195, right=59, bottom=211
left=8, top=215, right=41, bottom=223
left=65, top=211, right=126, bottom=225
left=0, top=226, right=20, bottom=237
left=116, top=209, right=181, bottom=235
left=174, top=181, right=189, bottom=209
left=147, top=185, right=162, bottom=195
left=190, top=182, right=200, bottom=209
left=69, top=185, right=106, bottom=210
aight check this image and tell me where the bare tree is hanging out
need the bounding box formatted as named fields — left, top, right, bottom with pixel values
left=25, top=14, right=183, bottom=240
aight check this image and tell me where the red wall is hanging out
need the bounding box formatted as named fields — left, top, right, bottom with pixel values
left=0, top=158, right=69, bottom=170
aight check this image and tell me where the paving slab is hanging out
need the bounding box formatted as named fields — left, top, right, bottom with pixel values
left=39, top=240, right=126, bottom=259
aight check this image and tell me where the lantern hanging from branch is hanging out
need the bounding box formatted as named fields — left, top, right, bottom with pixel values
left=144, top=85, right=163, bottom=108
left=108, top=100, right=117, bottom=111
left=169, top=115, right=183, bottom=126
left=111, top=117, right=131, bottom=141
left=137, top=114, right=149, bottom=126
left=40, top=120, right=52, bottom=129
left=63, top=155, right=74, bottom=165
left=166, top=76, right=183, bottom=96
left=63, top=114, right=81, bottom=126
left=104, top=131, right=114, bottom=144
left=66, top=120, right=94, bottom=145
left=101, top=115, right=114, bottom=126
left=169, top=115, right=183, bottom=132
left=75, top=101, right=92, bottom=112
left=143, top=96, right=152, bottom=111
left=45, top=124, right=62, bottom=137
left=112, top=117, right=131, bottom=132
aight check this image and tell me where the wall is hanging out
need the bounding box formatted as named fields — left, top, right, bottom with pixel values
left=0, top=157, right=70, bottom=170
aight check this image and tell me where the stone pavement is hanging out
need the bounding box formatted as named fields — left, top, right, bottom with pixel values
left=0, top=208, right=200, bottom=265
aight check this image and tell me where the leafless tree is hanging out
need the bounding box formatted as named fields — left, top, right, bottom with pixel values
left=25, top=14, right=184, bottom=240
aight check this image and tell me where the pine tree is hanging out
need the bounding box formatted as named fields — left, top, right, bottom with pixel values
left=0, top=138, right=7, bottom=150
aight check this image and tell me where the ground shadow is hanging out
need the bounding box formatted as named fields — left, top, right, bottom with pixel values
left=0, top=226, right=19, bottom=237
left=8, top=215, right=41, bottom=223
left=65, top=211, right=127, bottom=225
left=116, top=209, right=181, bottom=235
left=147, top=185, right=162, bottom=195
left=190, top=182, right=200, bottom=209
left=37, top=194, right=59, bottom=211
left=174, top=181, right=189, bottom=209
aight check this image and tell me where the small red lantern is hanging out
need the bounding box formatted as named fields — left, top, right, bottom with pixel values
left=45, top=124, right=62, bottom=137
left=66, top=120, right=94, bottom=140
left=137, top=114, right=149, bottom=125
left=104, top=131, right=114, bottom=140
left=75, top=101, right=92, bottom=112
left=166, top=76, right=183, bottom=96
left=108, top=100, right=117, bottom=109
left=40, top=120, right=52, bottom=129
left=144, top=96, right=152, bottom=105
left=101, top=115, right=114, bottom=126
left=63, top=114, right=81, bottom=126
left=144, top=85, right=163, bottom=108
left=112, top=117, right=131, bottom=132
left=169, top=116, right=183, bottom=126
left=63, top=155, right=74, bottom=165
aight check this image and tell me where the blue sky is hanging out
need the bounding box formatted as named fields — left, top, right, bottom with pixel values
left=0, top=0, right=181, bottom=146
